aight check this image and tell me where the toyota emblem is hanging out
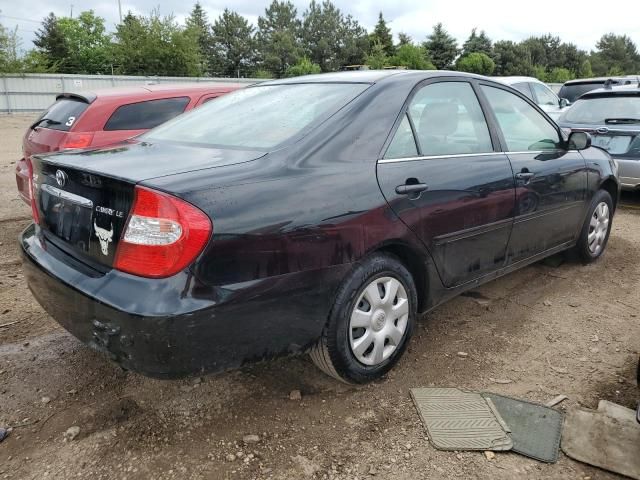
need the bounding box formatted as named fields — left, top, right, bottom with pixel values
left=55, top=169, right=68, bottom=187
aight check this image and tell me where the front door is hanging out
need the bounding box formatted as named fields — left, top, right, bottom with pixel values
left=478, top=83, right=588, bottom=264
left=377, top=80, right=515, bottom=288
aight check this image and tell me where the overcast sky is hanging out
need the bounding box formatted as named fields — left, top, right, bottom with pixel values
left=2, top=0, right=639, bottom=53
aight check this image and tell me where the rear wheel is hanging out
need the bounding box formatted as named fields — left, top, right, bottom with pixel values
left=574, top=190, right=613, bottom=263
left=310, top=253, right=417, bottom=383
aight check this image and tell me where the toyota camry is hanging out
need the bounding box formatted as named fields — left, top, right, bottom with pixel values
left=21, top=70, right=619, bottom=383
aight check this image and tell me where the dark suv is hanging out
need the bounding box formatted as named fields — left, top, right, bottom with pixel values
left=558, top=76, right=638, bottom=104
left=558, top=83, right=640, bottom=190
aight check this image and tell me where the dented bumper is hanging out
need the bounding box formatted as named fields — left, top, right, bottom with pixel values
left=21, top=224, right=348, bottom=378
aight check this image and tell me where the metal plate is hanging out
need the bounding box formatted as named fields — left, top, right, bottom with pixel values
left=483, top=393, right=563, bottom=463
left=411, top=388, right=513, bottom=451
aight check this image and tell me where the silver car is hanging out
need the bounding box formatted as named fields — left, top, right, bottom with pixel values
left=495, top=76, right=570, bottom=120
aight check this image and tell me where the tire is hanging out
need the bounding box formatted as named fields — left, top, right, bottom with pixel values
left=310, top=253, right=417, bottom=384
left=574, top=189, right=613, bottom=263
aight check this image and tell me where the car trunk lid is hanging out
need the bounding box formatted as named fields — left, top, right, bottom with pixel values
left=30, top=141, right=265, bottom=269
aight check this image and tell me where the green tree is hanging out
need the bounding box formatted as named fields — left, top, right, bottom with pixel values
left=423, top=23, right=458, bottom=70
left=590, top=33, right=640, bottom=76
left=461, top=28, right=493, bottom=58
left=301, top=0, right=367, bottom=71
left=212, top=8, right=255, bottom=77
left=285, top=56, right=321, bottom=76
left=546, top=67, right=572, bottom=83
left=493, top=40, right=533, bottom=76
left=186, top=2, right=215, bottom=74
left=256, top=0, right=301, bottom=77
left=0, top=23, right=23, bottom=72
left=111, top=10, right=202, bottom=76
left=390, top=43, right=435, bottom=70
left=578, top=59, right=594, bottom=78
left=397, top=32, right=412, bottom=47
left=370, top=12, right=394, bottom=56
left=33, top=13, right=69, bottom=71
left=365, top=41, right=389, bottom=69
left=456, top=52, right=495, bottom=75
left=57, top=11, right=111, bottom=73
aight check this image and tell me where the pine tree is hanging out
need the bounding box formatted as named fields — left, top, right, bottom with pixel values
left=212, top=9, right=255, bottom=77
left=423, top=23, right=458, bottom=70
left=370, top=12, right=394, bottom=56
left=186, top=2, right=214, bottom=74
left=397, top=32, right=412, bottom=47
left=256, top=0, right=301, bottom=77
left=461, top=28, right=493, bottom=58
left=33, top=13, right=69, bottom=71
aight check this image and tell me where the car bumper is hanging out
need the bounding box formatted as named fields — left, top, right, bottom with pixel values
left=615, top=158, right=640, bottom=190
left=21, top=224, right=349, bottom=378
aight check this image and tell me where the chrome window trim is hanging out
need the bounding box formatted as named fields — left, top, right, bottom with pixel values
left=378, top=151, right=551, bottom=164
left=41, top=184, right=94, bottom=208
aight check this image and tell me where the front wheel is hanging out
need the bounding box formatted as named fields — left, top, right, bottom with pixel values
left=310, top=253, right=417, bottom=384
left=574, top=190, right=613, bottom=263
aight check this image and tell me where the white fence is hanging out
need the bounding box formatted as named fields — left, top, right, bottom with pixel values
left=0, top=73, right=261, bottom=113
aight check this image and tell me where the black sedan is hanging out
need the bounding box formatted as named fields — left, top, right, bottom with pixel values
left=558, top=83, right=640, bottom=191
left=21, top=71, right=619, bottom=383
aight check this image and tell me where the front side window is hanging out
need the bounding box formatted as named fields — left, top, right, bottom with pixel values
left=104, top=97, right=190, bottom=131
left=144, top=83, right=369, bottom=149
left=531, top=83, right=559, bottom=107
left=407, top=81, right=493, bottom=156
left=481, top=85, right=561, bottom=151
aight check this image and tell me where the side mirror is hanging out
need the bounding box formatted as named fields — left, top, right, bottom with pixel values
left=559, top=98, right=570, bottom=108
left=568, top=131, right=591, bottom=150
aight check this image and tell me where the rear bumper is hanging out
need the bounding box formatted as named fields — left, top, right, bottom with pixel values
left=615, top=158, right=640, bottom=190
left=21, top=224, right=348, bottom=378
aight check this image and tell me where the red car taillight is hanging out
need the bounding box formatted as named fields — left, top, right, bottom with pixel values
left=60, top=132, right=94, bottom=150
left=114, top=186, right=212, bottom=278
left=26, top=158, right=39, bottom=223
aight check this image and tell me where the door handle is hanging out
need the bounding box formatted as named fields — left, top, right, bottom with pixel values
left=515, top=172, right=535, bottom=182
left=395, top=183, right=429, bottom=195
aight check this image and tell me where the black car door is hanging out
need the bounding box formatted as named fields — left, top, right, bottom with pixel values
left=478, top=83, right=588, bottom=264
left=377, top=79, right=516, bottom=288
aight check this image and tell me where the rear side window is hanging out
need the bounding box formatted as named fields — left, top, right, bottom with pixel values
left=481, top=85, right=561, bottom=151
left=531, top=83, right=558, bottom=107
left=37, top=98, right=89, bottom=131
left=104, top=97, right=190, bottom=131
left=384, top=114, right=418, bottom=159
left=407, top=81, right=493, bottom=156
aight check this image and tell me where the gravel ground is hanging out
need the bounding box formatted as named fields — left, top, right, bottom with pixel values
left=0, top=113, right=639, bottom=480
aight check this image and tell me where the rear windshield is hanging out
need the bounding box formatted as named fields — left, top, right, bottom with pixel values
left=104, top=97, right=190, bottom=131
left=36, top=98, right=89, bottom=131
left=560, top=95, right=640, bottom=124
left=142, top=83, right=369, bottom=149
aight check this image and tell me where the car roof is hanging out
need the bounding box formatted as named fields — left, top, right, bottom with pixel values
left=580, top=83, right=640, bottom=98
left=493, top=76, right=543, bottom=85
left=563, top=76, right=639, bottom=86
left=57, top=83, right=242, bottom=104
left=259, top=69, right=494, bottom=85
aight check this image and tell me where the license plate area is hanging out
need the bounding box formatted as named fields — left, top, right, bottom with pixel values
left=591, top=135, right=632, bottom=155
left=40, top=184, right=94, bottom=252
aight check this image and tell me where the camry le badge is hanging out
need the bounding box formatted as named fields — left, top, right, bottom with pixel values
left=55, top=170, right=68, bottom=187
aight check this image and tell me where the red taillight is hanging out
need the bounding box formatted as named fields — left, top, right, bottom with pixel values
left=16, top=158, right=31, bottom=204
left=26, top=158, right=39, bottom=223
left=114, top=186, right=212, bottom=278
left=60, top=132, right=94, bottom=150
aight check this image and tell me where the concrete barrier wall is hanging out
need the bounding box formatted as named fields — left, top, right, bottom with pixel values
left=0, top=73, right=262, bottom=113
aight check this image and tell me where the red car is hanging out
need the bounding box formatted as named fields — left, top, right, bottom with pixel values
left=16, top=83, right=240, bottom=203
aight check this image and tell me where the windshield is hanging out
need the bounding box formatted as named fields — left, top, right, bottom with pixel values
left=143, top=83, right=369, bottom=149
left=560, top=95, right=640, bottom=124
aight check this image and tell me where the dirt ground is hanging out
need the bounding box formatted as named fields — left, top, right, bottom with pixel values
left=0, top=113, right=639, bottom=480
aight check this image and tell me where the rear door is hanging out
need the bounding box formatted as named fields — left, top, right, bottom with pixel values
left=478, top=83, right=587, bottom=264
left=91, top=97, right=191, bottom=147
left=377, top=79, right=515, bottom=287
